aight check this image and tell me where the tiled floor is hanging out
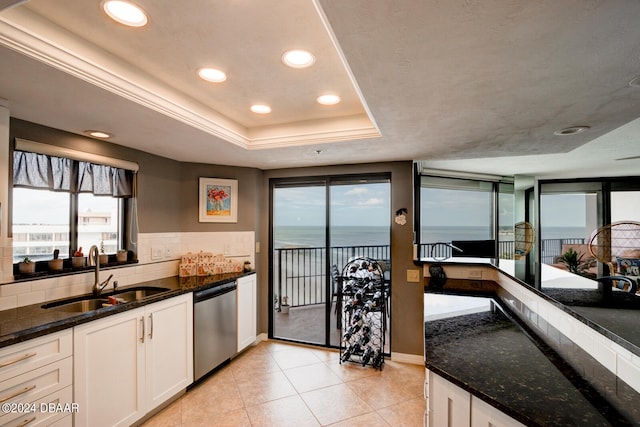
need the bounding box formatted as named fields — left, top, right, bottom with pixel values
left=141, top=340, right=425, bottom=426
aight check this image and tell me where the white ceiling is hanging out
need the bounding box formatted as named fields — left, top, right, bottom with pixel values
left=1, top=0, right=640, bottom=177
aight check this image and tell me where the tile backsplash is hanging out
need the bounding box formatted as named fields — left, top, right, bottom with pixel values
left=0, top=231, right=255, bottom=311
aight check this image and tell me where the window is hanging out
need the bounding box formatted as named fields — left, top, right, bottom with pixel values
left=417, top=175, right=513, bottom=259
left=12, top=148, right=134, bottom=263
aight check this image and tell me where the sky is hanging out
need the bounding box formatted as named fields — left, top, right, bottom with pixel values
left=13, top=188, right=117, bottom=225
left=273, top=183, right=390, bottom=227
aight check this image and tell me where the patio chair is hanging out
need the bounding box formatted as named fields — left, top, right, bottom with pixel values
left=588, top=221, right=640, bottom=298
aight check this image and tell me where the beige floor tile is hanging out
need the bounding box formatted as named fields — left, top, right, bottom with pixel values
left=377, top=397, right=426, bottom=426
left=180, top=371, right=245, bottom=424
left=230, top=350, right=281, bottom=381
left=325, top=359, right=382, bottom=382
left=328, top=411, right=391, bottom=427
left=271, top=346, right=323, bottom=370
left=284, top=361, right=343, bottom=394
left=346, top=374, right=420, bottom=409
left=235, top=370, right=298, bottom=407
left=301, top=383, right=372, bottom=426
left=143, top=340, right=425, bottom=427
left=140, top=399, right=181, bottom=427
left=182, top=408, right=251, bottom=427
left=245, top=395, right=320, bottom=426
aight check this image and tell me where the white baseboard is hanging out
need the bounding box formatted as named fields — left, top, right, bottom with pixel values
left=256, top=333, right=268, bottom=343
left=391, top=352, right=424, bottom=365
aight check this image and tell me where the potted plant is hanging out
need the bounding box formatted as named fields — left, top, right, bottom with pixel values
left=48, top=249, right=63, bottom=271
left=281, top=296, right=290, bottom=314
left=99, top=241, right=109, bottom=265
left=18, top=256, right=36, bottom=274
left=559, top=247, right=584, bottom=274
left=116, top=249, right=128, bottom=263
left=72, top=247, right=85, bottom=268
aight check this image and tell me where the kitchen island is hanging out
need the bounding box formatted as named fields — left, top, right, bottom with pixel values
left=424, top=282, right=640, bottom=426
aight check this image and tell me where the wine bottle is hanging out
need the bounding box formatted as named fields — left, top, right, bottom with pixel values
left=351, top=308, right=363, bottom=323
left=371, top=348, right=383, bottom=368
left=358, top=333, right=371, bottom=347
left=343, top=299, right=356, bottom=314
left=361, top=346, right=374, bottom=366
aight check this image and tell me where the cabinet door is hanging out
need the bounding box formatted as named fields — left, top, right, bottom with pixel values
left=237, top=274, right=257, bottom=352
left=429, top=371, right=471, bottom=427
left=145, top=293, right=193, bottom=409
left=74, top=308, right=145, bottom=427
left=471, top=396, right=525, bottom=427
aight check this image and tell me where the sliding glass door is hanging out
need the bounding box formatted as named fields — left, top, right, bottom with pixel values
left=271, top=175, right=391, bottom=348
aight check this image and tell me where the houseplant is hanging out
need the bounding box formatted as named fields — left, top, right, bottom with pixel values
left=559, top=247, right=585, bottom=274
left=99, top=241, right=109, bottom=265
left=18, top=256, right=36, bottom=274
left=72, top=247, right=85, bottom=268
left=48, top=249, right=63, bottom=271
left=116, top=249, right=128, bottom=262
left=281, top=296, right=290, bottom=314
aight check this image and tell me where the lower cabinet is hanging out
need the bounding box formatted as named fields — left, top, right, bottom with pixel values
left=237, top=273, right=257, bottom=352
left=0, top=330, right=73, bottom=427
left=426, top=369, right=525, bottom=427
left=74, top=293, right=193, bottom=427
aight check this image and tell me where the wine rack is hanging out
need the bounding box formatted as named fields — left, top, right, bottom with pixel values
left=338, top=257, right=388, bottom=370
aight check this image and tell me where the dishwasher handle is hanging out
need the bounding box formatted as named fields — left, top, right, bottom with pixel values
left=194, top=281, right=237, bottom=302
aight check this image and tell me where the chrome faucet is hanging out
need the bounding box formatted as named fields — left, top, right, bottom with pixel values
left=89, top=245, right=114, bottom=296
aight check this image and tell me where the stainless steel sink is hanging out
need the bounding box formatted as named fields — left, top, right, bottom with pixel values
left=42, top=286, right=171, bottom=312
left=110, top=286, right=171, bottom=301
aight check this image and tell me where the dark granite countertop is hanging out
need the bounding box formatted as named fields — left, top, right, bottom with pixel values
left=425, top=294, right=634, bottom=426
left=0, top=271, right=254, bottom=349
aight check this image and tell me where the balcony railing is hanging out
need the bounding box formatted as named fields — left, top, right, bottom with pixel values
left=274, top=245, right=390, bottom=308
left=275, top=239, right=590, bottom=309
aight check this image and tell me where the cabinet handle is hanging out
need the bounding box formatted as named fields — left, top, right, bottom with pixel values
left=0, top=352, right=36, bottom=369
left=140, top=317, right=145, bottom=343
left=0, top=384, right=37, bottom=403
left=15, top=416, right=36, bottom=427
left=149, top=313, right=153, bottom=339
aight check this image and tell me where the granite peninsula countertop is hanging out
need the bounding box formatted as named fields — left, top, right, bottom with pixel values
left=0, top=272, right=253, bottom=349
left=424, top=292, right=636, bottom=426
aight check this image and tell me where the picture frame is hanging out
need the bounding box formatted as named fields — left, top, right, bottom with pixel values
left=198, top=177, right=238, bottom=223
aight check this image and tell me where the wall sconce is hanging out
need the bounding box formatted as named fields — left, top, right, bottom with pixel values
left=394, top=208, right=408, bottom=226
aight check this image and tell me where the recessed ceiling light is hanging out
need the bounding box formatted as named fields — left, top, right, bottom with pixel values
left=85, top=130, right=112, bottom=139
left=282, top=49, right=316, bottom=68
left=553, top=126, right=590, bottom=136
left=316, top=94, right=341, bottom=105
left=102, top=1, right=148, bottom=27
left=629, top=76, right=640, bottom=87
left=198, top=68, right=227, bottom=83
left=251, top=104, right=272, bottom=114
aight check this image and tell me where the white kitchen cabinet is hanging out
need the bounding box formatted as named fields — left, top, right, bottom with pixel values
left=471, top=396, right=525, bottom=427
left=145, top=293, right=193, bottom=409
left=237, top=273, right=257, bottom=352
left=426, top=370, right=526, bottom=427
left=429, top=370, right=471, bottom=427
left=0, top=330, right=73, bottom=427
left=74, top=293, right=193, bottom=427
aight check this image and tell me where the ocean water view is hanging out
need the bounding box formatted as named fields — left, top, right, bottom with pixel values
left=274, top=225, right=390, bottom=248
left=274, top=225, right=591, bottom=249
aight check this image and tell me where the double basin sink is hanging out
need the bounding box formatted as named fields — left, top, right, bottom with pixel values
left=42, top=286, right=171, bottom=313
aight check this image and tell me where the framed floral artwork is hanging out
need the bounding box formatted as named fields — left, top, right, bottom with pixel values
left=199, top=177, right=238, bottom=223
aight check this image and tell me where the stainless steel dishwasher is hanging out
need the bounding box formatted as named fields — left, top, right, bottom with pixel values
left=193, top=281, right=237, bottom=382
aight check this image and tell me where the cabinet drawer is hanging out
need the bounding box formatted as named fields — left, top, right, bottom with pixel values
left=0, top=331, right=72, bottom=383
left=0, top=385, right=73, bottom=427
left=0, top=358, right=72, bottom=425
